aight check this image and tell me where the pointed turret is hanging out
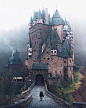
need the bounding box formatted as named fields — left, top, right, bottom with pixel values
left=37, top=9, right=42, bottom=18
left=29, top=16, right=33, bottom=28
left=33, top=12, right=37, bottom=21
left=33, top=11, right=37, bottom=26
left=37, top=9, right=43, bottom=24
left=52, top=9, right=64, bottom=26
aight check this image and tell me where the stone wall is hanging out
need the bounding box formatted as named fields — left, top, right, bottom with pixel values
left=45, top=83, right=86, bottom=108
left=71, top=102, right=86, bottom=108
left=28, top=24, right=52, bottom=63
left=30, top=70, right=48, bottom=83
left=45, top=83, right=71, bottom=108
left=47, top=77, right=61, bottom=95
left=9, top=64, right=23, bottom=71
left=41, top=43, right=64, bottom=80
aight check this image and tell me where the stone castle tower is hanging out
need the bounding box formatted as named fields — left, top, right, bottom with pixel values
left=25, top=8, right=74, bottom=84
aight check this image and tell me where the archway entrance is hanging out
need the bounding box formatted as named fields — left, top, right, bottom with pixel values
left=35, top=74, right=44, bottom=85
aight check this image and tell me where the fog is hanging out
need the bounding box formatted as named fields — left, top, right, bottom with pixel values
left=0, top=25, right=28, bottom=70
left=0, top=0, right=86, bottom=70
left=0, top=16, right=86, bottom=70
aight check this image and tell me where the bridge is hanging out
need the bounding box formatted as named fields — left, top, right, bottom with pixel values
left=24, top=85, right=65, bottom=108
left=0, top=83, right=85, bottom=108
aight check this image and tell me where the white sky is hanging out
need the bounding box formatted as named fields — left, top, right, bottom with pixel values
left=0, top=0, right=86, bottom=31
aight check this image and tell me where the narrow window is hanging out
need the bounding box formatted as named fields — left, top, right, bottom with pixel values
left=64, top=61, right=66, bottom=63
left=48, top=58, right=49, bottom=60
left=51, top=51, right=53, bottom=53
left=54, top=51, right=56, bottom=53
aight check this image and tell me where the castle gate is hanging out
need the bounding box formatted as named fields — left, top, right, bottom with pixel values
left=35, top=74, right=44, bottom=85
left=30, top=63, right=48, bottom=85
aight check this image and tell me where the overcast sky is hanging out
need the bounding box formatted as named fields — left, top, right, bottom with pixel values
left=0, top=0, right=86, bottom=31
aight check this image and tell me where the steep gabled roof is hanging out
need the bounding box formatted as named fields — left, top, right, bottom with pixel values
left=61, top=39, right=71, bottom=58
left=51, top=39, right=57, bottom=50
left=51, top=29, right=61, bottom=44
left=31, top=63, right=49, bottom=70
left=50, top=29, right=62, bottom=57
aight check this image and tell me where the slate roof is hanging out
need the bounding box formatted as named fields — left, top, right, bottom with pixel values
left=61, top=39, right=71, bottom=58
left=33, top=12, right=37, bottom=21
left=42, top=8, right=45, bottom=17
left=52, top=9, right=64, bottom=26
left=51, top=29, right=61, bottom=45
left=51, top=39, right=57, bottom=50
left=31, top=63, right=49, bottom=70
left=37, top=10, right=42, bottom=19
left=8, top=49, right=22, bottom=65
left=50, top=29, right=62, bottom=57
left=53, top=9, right=60, bottom=18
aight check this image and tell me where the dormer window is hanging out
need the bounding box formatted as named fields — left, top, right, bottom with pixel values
left=51, top=50, right=57, bottom=56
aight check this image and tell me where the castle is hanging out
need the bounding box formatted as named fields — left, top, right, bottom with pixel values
left=25, top=8, right=74, bottom=85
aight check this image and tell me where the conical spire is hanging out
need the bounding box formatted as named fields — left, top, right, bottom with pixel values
left=37, top=9, right=42, bottom=19
left=33, top=12, right=37, bottom=21
left=42, top=8, right=45, bottom=16
left=29, top=16, right=33, bottom=24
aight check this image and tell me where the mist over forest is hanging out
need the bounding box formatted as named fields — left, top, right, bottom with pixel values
left=0, top=17, right=86, bottom=70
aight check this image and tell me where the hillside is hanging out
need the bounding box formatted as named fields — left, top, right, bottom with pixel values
left=73, top=69, right=86, bottom=102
